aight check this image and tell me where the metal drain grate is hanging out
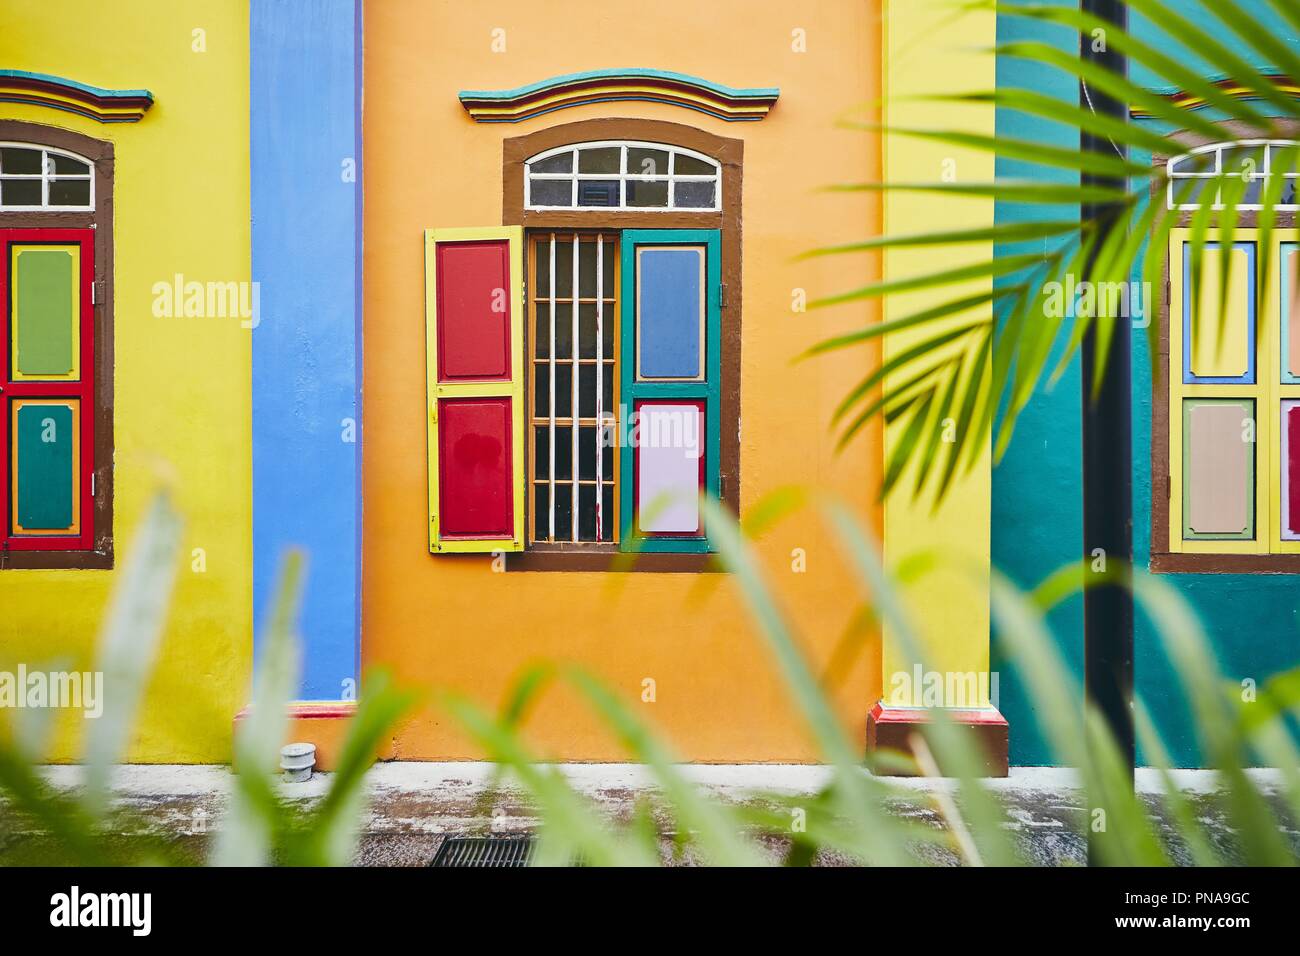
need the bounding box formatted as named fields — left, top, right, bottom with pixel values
left=430, top=835, right=535, bottom=868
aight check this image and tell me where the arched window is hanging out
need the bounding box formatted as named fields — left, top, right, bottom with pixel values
left=525, top=141, right=721, bottom=211
left=422, top=119, right=741, bottom=570
left=0, top=121, right=113, bottom=569
left=1154, top=129, right=1300, bottom=572
left=1167, top=139, right=1299, bottom=211
left=0, top=143, right=94, bottom=210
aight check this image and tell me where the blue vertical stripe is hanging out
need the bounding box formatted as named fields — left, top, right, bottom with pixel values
left=250, top=0, right=361, bottom=699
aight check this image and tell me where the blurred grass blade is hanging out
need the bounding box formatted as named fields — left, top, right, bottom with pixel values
left=297, top=669, right=420, bottom=866
left=211, top=552, right=306, bottom=867
left=84, top=492, right=184, bottom=812
left=1134, top=698, right=1223, bottom=866
left=700, top=495, right=918, bottom=865
left=440, top=692, right=656, bottom=867
left=1133, top=573, right=1296, bottom=866
left=563, top=667, right=764, bottom=866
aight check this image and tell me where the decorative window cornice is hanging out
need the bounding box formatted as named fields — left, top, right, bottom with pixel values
left=459, top=68, right=779, bottom=123
left=1131, top=73, right=1300, bottom=119
left=0, top=70, right=154, bottom=123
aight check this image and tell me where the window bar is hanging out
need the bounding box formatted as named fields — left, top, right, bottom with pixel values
left=571, top=233, right=580, bottom=541
left=595, top=236, right=604, bottom=541
left=570, top=148, right=578, bottom=207
left=667, top=147, right=675, bottom=209
left=548, top=232, right=557, bottom=542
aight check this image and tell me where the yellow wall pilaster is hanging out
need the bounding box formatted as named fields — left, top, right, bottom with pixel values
left=881, top=0, right=996, bottom=710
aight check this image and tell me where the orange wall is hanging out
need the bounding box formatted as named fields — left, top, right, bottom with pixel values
left=362, top=0, right=883, bottom=761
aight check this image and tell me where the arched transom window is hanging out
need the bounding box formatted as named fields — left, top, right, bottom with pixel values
left=1167, top=139, right=1299, bottom=211
left=0, top=144, right=94, bottom=211
left=525, top=141, right=721, bottom=211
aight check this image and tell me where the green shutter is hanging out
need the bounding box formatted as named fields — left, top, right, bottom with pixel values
left=13, top=401, right=77, bottom=534
left=12, top=246, right=78, bottom=379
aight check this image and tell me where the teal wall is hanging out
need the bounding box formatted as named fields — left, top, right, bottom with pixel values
left=993, top=0, right=1300, bottom=766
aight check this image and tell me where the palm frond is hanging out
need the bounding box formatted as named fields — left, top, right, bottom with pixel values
left=810, top=0, right=1300, bottom=506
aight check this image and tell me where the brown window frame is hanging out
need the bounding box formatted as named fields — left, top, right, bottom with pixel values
left=502, top=118, right=742, bottom=572
left=1151, top=119, right=1300, bottom=574
left=0, top=120, right=114, bottom=570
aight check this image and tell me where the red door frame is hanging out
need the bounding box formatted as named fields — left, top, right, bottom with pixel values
left=0, top=227, right=95, bottom=552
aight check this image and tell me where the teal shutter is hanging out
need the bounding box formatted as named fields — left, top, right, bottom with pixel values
left=618, top=229, right=721, bottom=553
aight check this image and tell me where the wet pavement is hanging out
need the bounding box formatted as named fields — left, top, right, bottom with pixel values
left=2, top=764, right=1294, bottom=866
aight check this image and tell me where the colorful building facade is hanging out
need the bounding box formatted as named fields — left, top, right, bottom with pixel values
left=8, top=0, right=1289, bottom=772
left=0, top=2, right=251, bottom=761
left=994, top=0, right=1300, bottom=766
left=2, top=0, right=1002, bottom=768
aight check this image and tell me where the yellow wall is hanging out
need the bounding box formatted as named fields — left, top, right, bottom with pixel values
left=364, top=0, right=885, bottom=760
left=0, top=2, right=251, bottom=761
left=882, top=1, right=995, bottom=702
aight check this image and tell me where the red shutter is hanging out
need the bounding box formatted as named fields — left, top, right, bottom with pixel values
left=0, top=228, right=95, bottom=553
left=425, top=227, right=525, bottom=552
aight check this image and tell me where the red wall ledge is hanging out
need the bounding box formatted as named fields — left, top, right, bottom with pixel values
left=232, top=701, right=381, bottom=771
left=866, top=701, right=1010, bottom=778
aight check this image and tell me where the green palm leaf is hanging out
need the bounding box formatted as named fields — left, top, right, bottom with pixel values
left=811, top=0, right=1300, bottom=505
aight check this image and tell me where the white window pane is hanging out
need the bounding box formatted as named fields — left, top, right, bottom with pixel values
left=577, top=146, right=620, bottom=174
left=673, top=153, right=716, bottom=176
left=674, top=180, right=716, bottom=208
left=637, top=404, right=702, bottom=534
left=530, top=151, right=572, bottom=173
left=530, top=178, right=572, bottom=207
left=0, top=146, right=41, bottom=174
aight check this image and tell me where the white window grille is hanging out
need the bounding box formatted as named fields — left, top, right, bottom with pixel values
left=530, top=232, right=618, bottom=543
left=1167, top=139, right=1299, bottom=211
left=0, top=144, right=93, bottom=211
left=526, top=141, right=721, bottom=211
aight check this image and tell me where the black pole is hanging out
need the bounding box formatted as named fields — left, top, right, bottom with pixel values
left=1080, top=0, right=1134, bottom=864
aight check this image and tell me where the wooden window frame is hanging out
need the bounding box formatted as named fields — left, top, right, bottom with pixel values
left=1152, top=119, right=1300, bottom=574
left=503, top=118, right=741, bottom=572
left=0, top=120, right=113, bottom=570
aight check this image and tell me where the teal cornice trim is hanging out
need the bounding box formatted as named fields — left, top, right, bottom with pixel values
left=0, top=69, right=154, bottom=123
left=459, top=68, right=779, bottom=123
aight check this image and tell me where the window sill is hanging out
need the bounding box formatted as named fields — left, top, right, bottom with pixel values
left=0, top=548, right=113, bottom=571
left=1150, top=552, right=1300, bottom=574
left=506, top=544, right=724, bottom=573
